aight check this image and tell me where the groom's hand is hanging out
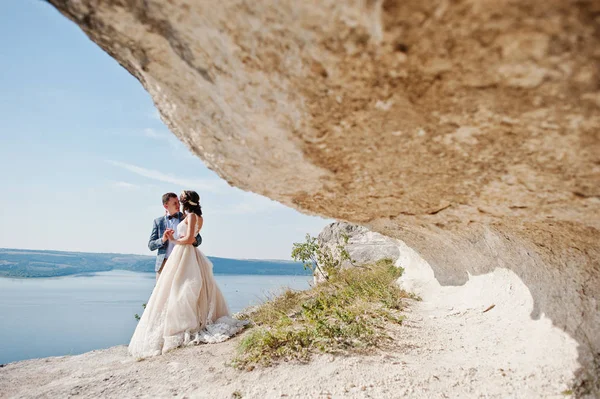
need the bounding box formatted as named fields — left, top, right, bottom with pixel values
left=162, top=229, right=174, bottom=243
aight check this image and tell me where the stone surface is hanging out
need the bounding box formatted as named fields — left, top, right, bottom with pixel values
left=47, top=0, right=599, bottom=378
left=317, top=221, right=400, bottom=267
left=314, top=221, right=400, bottom=283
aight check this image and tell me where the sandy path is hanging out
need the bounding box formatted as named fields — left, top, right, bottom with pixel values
left=0, top=243, right=579, bottom=398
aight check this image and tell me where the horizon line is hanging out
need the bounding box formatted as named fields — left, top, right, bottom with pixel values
left=0, top=246, right=298, bottom=263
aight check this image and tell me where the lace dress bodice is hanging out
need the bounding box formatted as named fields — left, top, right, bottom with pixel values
left=177, top=215, right=201, bottom=239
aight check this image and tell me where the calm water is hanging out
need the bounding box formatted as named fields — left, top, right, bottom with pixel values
left=0, top=270, right=311, bottom=365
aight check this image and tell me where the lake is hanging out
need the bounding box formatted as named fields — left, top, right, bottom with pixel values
left=0, top=270, right=312, bottom=365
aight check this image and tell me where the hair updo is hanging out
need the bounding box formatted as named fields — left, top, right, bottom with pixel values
left=179, top=190, right=202, bottom=217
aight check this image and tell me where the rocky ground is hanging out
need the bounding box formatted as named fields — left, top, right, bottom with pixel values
left=0, top=244, right=579, bottom=399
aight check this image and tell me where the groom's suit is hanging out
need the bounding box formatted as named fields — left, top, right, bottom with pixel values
left=148, top=212, right=202, bottom=272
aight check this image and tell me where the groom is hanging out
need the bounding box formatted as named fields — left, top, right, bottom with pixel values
left=148, top=192, right=202, bottom=281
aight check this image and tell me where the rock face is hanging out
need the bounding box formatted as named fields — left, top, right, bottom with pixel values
left=317, top=221, right=400, bottom=267
left=314, top=221, right=401, bottom=283
left=48, top=0, right=599, bottom=379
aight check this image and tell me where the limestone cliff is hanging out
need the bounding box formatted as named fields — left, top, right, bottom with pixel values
left=47, top=0, right=599, bottom=379
left=318, top=222, right=400, bottom=267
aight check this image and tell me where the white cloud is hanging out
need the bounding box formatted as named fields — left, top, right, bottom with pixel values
left=143, top=128, right=165, bottom=139
left=143, top=126, right=203, bottom=161
left=112, top=181, right=140, bottom=189
left=211, top=191, right=287, bottom=215
left=143, top=128, right=180, bottom=150
left=106, top=160, right=226, bottom=193
left=150, top=109, right=162, bottom=121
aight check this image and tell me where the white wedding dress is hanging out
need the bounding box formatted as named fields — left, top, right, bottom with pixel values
left=128, top=216, right=247, bottom=359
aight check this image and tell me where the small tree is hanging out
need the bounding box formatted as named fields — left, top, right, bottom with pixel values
left=291, top=233, right=353, bottom=281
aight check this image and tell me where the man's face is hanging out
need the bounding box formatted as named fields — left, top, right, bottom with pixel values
left=164, top=197, right=180, bottom=216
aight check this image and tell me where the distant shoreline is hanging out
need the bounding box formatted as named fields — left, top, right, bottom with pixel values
left=0, top=248, right=310, bottom=279
left=0, top=270, right=312, bottom=280
left=0, top=247, right=299, bottom=263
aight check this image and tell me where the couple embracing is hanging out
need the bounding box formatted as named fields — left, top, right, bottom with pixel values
left=128, top=190, right=246, bottom=359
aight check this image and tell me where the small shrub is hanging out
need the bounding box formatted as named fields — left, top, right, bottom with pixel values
left=233, top=258, right=410, bottom=368
left=134, top=303, right=147, bottom=321
left=291, top=233, right=352, bottom=281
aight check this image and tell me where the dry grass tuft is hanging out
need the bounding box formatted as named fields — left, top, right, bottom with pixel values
left=233, top=259, right=414, bottom=367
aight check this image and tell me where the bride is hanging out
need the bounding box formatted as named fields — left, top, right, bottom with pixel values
left=129, top=190, right=246, bottom=359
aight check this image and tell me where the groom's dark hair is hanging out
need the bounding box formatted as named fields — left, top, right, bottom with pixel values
left=162, top=192, right=178, bottom=205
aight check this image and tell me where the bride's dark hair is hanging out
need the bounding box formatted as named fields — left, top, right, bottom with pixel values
left=179, top=190, right=202, bottom=217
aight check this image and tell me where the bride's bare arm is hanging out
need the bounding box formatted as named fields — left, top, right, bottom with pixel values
left=175, top=214, right=203, bottom=245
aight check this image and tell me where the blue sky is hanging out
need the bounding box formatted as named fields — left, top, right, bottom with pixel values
left=0, top=1, right=331, bottom=260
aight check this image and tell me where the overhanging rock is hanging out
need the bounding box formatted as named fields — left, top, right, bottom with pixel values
left=47, top=0, right=600, bottom=376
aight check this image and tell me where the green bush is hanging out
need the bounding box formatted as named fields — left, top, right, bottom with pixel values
left=233, top=258, right=409, bottom=368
